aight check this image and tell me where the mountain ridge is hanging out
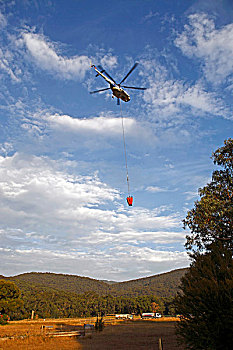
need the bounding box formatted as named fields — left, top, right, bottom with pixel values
left=2, top=267, right=188, bottom=298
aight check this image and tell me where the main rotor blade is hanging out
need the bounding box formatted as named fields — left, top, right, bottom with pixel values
left=90, top=87, right=111, bottom=94
left=97, top=65, right=117, bottom=84
left=121, top=85, right=147, bottom=90
left=119, top=62, right=139, bottom=85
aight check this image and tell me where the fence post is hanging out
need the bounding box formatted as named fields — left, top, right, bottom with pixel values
left=158, top=337, right=163, bottom=350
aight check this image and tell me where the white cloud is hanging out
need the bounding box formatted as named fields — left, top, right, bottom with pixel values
left=175, top=13, right=233, bottom=84
left=22, top=32, right=90, bottom=80
left=0, top=152, right=188, bottom=280
left=0, top=153, right=180, bottom=235
left=146, top=186, right=167, bottom=193
left=146, top=186, right=177, bottom=193
left=0, top=245, right=189, bottom=280
left=0, top=12, right=7, bottom=28
left=48, top=114, right=131, bottom=135
left=176, top=81, right=226, bottom=115
left=0, top=153, right=120, bottom=231
left=140, top=39, right=233, bottom=129
left=144, top=76, right=227, bottom=120
left=184, top=191, right=198, bottom=201
left=19, top=110, right=155, bottom=148
left=142, top=11, right=159, bottom=23
left=0, top=142, right=13, bottom=156
left=79, top=229, right=185, bottom=246
left=46, top=113, right=154, bottom=140
left=0, top=47, right=21, bottom=82
left=121, top=246, right=187, bottom=263
left=100, top=54, right=117, bottom=69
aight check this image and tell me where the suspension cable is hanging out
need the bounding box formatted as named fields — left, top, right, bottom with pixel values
left=120, top=103, right=130, bottom=196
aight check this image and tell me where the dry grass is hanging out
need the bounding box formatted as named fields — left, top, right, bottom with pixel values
left=0, top=335, right=82, bottom=350
left=0, top=317, right=184, bottom=350
left=0, top=319, right=86, bottom=350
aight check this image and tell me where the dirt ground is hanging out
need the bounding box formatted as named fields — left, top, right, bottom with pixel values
left=79, top=321, right=185, bottom=350
left=0, top=318, right=185, bottom=350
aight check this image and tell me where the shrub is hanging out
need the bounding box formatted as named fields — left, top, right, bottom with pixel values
left=0, top=314, right=10, bottom=325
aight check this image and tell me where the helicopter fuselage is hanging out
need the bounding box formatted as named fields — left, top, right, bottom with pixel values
left=111, top=85, right=130, bottom=102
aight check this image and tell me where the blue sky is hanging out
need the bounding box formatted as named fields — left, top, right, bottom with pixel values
left=0, top=0, right=232, bottom=281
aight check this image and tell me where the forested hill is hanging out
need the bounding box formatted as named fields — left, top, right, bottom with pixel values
left=111, top=268, right=188, bottom=297
left=11, top=272, right=111, bottom=295
left=6, top=268, right=188, bottom=298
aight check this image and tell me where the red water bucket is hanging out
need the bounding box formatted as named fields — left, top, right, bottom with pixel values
left=127, top=196, right=133, bottom=206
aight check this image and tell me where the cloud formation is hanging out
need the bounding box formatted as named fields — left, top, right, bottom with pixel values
left=0, top=245, right=189, bottom=280
left=175, top=13, right=233, bottom=84
left=22, top=32, right=90, bottom=80
left=146, top=186, right=177, bottom=193
left=48, top=114, right=134, bottom=135
left=0, top=152, right=187, bottom=280
left=0, top=11, right=7, bottom=28
left=144, top=73, right=227, bottom=120
left=46, top=113, right=154, bottom=140
left=0, top=152, right=119, bottom=220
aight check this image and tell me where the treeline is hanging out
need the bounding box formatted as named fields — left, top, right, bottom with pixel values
left=9, top=285, right=175, bottom=320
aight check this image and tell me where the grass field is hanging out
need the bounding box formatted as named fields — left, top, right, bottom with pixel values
left=0, top=317, right=185, bottom=349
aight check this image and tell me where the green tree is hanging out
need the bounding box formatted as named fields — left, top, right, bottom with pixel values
left=0, top=280, right=23, bottom=321
left=184, top=138, right=233, bottom=252
left=175, top=139, right=233, bottom=349
left=175, top=242, right=233, bottom=349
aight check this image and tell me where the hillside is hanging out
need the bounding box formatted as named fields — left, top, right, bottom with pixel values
left=110, top=268, right=188, bottom=297
left=6, top=268, right=188, bottom=298
left=11, top=272, right=112, bottom=295
left=0, top=269, right=189, bottom=319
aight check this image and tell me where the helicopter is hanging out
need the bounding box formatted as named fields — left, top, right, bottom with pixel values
left=90, top=62, right=146, bottom=105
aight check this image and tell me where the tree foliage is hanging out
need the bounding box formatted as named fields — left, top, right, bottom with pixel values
left=184, top=138, right=233, bottom=252
left=0, top=280, right=23, bottom=321
left=175, top=242, right=233, bottom=349
left=176, top=139, right=233, bottom=349
left=12, top=287, right=164, bottom=320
